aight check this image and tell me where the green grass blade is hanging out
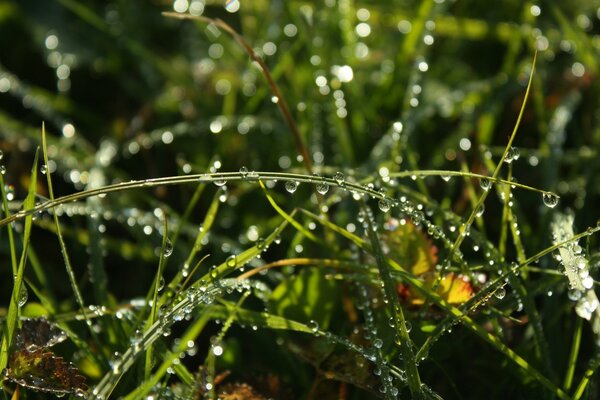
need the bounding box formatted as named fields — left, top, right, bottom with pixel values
left=145, top=214, right=169, bottom=379
left=362, top=204, right=423, bottom=398
left=259, top=180, right=318, bottom=242
left=0, top=147, right=39, bottom=370
left=41, top=123, right=105, bottom=365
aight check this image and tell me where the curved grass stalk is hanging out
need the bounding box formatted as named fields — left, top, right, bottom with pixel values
left=0, top=171, right=398, bottom=229
left=162, top=12, right=313, bottom=174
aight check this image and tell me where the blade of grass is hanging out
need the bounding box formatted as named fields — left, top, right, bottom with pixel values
left=572, top=351, right=600, bottom=400
left=362, top=204, right=423, bottom=398
left=144, top=214, right=169, bottom=379
left=259, top=179, right=318, bottom=243
left=563, top=317, right=582, bottom=391
left=0, top=173, right=17, bottom=277
left=447, top=51, right=537, bottom=269
left=41, top=123, right=106, bottom=366
left=0, top=148, right=39, bottom=371
left=162, top=12, right=313, bottom=174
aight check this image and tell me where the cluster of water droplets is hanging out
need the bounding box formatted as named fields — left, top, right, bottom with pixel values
left=551, top=213, right=599, bottom=327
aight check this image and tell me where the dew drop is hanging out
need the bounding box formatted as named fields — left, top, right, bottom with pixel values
left=582, top=276, right=594, bottom=289
left=226, top=254, right=237, bottom=268
left=542, top=192, right=559, bottom=208
left=285, top=180, right=299, bottom=193
left=475, top=204, right=485, bottom=217
left=373, top=338, right=383, bottom=348
left=256, top=238, right=266, bottom=250
left=504, top=146, right=519, bottom=163
left=239, top=166, right=248, bottom=177
left=441, top=175, right=451, bottom=182
left=0, top=165, right=6, bottom=175
left=494, top=287, right=506, bottom=299
left=0, top=150, right=3, bottom=160
left=378, top=198, right=391, bottom=212
left=480, top=178, right=492, bottom=191
left=308, top=319, right=319, bottom=333
left=316, top=182, right=329, bottom=194
left=212, top=344, right=224, bottom=356
left=333, top=171, right=345, bottom=184
left=157, top=277, right=165, bottom=291
left=163, top=239, right=173, bottom=257
left=40, top=164, right=48, bottom=174
left=18, top=285, right=28, bottom=307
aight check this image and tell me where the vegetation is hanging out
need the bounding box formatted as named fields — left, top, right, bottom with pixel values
left=0, top=0, right=599, bottom=398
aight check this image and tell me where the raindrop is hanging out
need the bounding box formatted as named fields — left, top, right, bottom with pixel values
left=308, top=319, right=319, bottom=333
left=373, top=338, right=383, bottom=348
left=0, top=150, right=3, bottom=160
left=333, top=171, right=345, bottom=184
left=405, top=321, right=412, bottom=332
left=542, top=192, right=559, bottom=208
left=0, top=165, right=6, bottom=175
left=157, top=277, right=165, bottom=291
left=285, top=180, right=299, bottom=193
left=214, top=179, right=226, bottom=187
left=316, top=182, right=329, bottom=194
left=494, top=287, right=506, bottom=299
left=441, top=175, right=451, bottom=182
left=18, top=285, right=28, bottom=307
left=480, top=178, right=492, bottom=191
left=40, top=164, right=48, bottom=174
left=239, top=166, right=248, bottom=177
left=378, top=198, right=391, bottom=212
left=163, top=239, right=173, bottom=257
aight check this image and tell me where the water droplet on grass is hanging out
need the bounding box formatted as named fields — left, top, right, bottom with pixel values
left=18, top=285, right=28, bottom=306
left=494, top=287, right=506, bottom=299
left=308, top=320, right=319, bottom=333
left=542, top=192, right=559, bottom=208
left=333, top=171, right=345, bottom=184
left=504, top=146, right=519, bottom=163
left=285, top=180, right=298, bottom=193
left=226, top=255, right=237, bottom=267
left=239, top=166, right=248, bottom=177
left=475, top=204, right=485, bottom=217
left=316, top=182, right=329, bottom=194
left=40, top=164, right=48, bottom=174
left=441, top=175, right=451, bottom=182
left=480, top=178, right=492, bottom=191
left=163, top=239, right=173, bottom=257
left=378, top=198, right=391, bottom=212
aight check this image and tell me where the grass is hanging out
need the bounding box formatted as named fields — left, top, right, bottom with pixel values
left=0, top=0, right=599, bottom=399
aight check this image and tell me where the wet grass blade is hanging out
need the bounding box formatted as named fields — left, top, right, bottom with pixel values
left=0, top=147, right=38, bottom=371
